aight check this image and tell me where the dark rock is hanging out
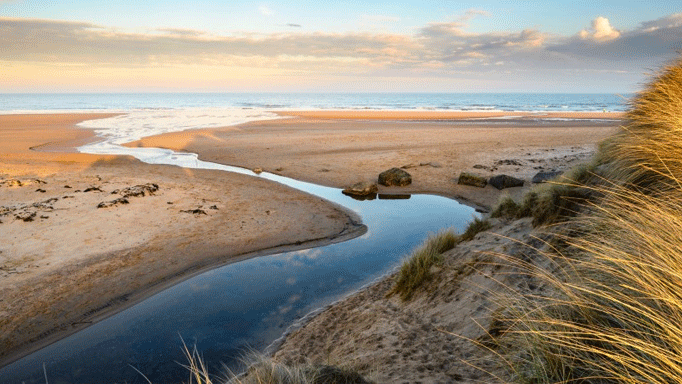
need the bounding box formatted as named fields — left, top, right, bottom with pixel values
left=457, top=172, right=487, bottom=188
left=40, top=215, right=49, bottom=219
left=97, top=198, right=129, bottom=208
left=532, top=171, right=563, bottom=184
left=115, top=183, right=159, bottom=198
left=378, top=168, right=412, bottom=186
left=378, top=194, right=411, bottom=200
left=342, top=181, right=378, bottom=198
left=495, top=159, right=523, bottom=166
left=209, top=205, right=219, bottom=210
left=84, top=186, right=103, bottom=193
left=181, top=209, right=207, bottom=215
left=64, top=185, right=72, bottom=189
left=488, top=174, right=524, bottom=190
left=35, top=188, right=46, bottom=193
left=15, top=211, right=36, bottom=222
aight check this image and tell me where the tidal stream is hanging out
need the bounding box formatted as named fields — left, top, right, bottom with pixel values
left=1, top=122, right=478, bottom=384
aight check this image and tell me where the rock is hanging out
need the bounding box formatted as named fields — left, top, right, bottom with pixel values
left=532, top=171, right=563, bottom=184
left=342, top=181, right=378, bottom=198
left=457, top=172, right=487, bottom=188
left=378, top=194, right=411, bottom=200
left=378, top=168, right=412, bottom=186
left=97, top=198, right=129, bottom=208
left=15, top=211, right=36, bottom=222
left=400, top=163, right=417, bottom=169
left=181, top=209, right=207, bottom=215
left=209, top=205, right=219, bottom=210
left=114, top=183, right=159, bottom=198
left=420, top=161, right=443, bottom=168
left=495, top=159, right=523, bottom=166
left=83, top=186, right=102, bottom=192
left=35, top=188, right=46, bottom=193
left=252, top=167, right=263, bottom=174
left=488, top=174, right=524, bottom=190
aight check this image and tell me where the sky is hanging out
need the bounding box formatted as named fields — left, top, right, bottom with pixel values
left=1, top=1, right=681, bottom=93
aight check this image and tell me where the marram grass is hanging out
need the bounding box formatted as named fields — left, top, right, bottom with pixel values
left=388, top=229, right=459, bottom=301
left=506, top=57, right=682, bottom=384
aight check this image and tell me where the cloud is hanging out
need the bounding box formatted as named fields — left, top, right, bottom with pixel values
left=1, top=12, right=681, bottom=91
left=259, top=5, right=274, bottom=16
left=579, top=16, right=621, bottom=41
left=550, top=14, right=682, bottom=61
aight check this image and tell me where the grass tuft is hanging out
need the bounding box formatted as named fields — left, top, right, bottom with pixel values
left=388, top=229, right=459, bottom=301
left=490, top=194, right=522, bottom=220
left=460, top=217, right=492, bottom=241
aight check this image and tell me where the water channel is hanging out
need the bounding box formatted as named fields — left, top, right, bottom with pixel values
left=1, top=121, right=479, bottom=384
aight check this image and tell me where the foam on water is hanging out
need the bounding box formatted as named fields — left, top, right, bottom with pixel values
left=76, top=107, right=282, bottom=163
left=78, top=107, right=280, bottom=145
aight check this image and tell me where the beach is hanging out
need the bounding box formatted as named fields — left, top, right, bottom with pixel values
left=0, top=114, right=364, bottom=366
left=0, top=110, right=621, bottom=376
left=130, top=111, right=621, bottom=209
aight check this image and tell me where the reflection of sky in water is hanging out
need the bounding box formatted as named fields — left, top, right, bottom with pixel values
left=2, top=133, right=478, bottom=383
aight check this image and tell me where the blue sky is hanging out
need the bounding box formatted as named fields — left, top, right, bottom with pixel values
left=1, top=1, right=681, bottom=92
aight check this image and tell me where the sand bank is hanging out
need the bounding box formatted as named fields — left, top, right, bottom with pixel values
left=276, top=110, right=624, bottom=120
left=130, top=111, right=621, bottom=210
left=0, top=114, right=363, bottom=366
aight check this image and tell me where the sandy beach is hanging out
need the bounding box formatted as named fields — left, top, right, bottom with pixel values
left=0, top=110, right=621, bottom=374
left=130, top=110, right=622, bottom=210
left=0, top=114, right=364, bottom=366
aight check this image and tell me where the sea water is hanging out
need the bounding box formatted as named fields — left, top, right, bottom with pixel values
left=0, top=92, right=628, bottom=114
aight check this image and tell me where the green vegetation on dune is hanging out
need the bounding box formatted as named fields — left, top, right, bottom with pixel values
left=505, top=57, right=682, bottom=384
left=388, top=229, right=459, bottom=301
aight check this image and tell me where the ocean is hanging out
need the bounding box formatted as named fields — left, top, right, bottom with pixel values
left=0, top=92, right=628, bottom=114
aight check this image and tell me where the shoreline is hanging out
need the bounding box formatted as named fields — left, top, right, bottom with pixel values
left=0, top=114, right=366, bottom=367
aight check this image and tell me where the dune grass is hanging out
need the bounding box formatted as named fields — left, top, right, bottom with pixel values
left=388, top=229, right=459, bottom=301
left=460, top=217, right=492, bottom=241
left=179, top=345, right=372, bottom=384
left=505, top=57, right=682, bottom=384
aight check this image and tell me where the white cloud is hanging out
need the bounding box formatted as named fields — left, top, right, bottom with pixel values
left=579, top=16, right=621, bottom=41
left=259, top=5, right=274, bottom=16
